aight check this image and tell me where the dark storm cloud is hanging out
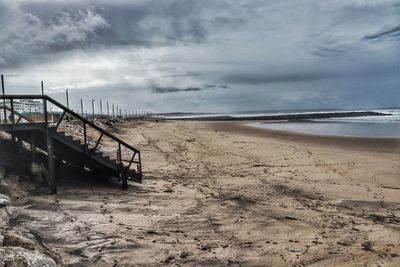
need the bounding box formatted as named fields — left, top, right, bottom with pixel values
left=223, top=72, right=340, bottom=85
left=364, top=25, right=400, bottom=40
left=151, top=86, right=202, bottom=94
left=0, top=0, right=253, bottom=67
left=0, top=2, right=108, bottom=67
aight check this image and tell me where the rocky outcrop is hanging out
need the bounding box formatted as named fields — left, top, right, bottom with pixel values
left=0, top=247, right=56, bottom=267
left=0, top=166, right=58, bottom=266
left=2, top=230, right=37, bottom=250
left=0, top=194, right=10, bottom=208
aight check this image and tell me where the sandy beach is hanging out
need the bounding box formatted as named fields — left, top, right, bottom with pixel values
left=2, top=120, right=400, bottom=266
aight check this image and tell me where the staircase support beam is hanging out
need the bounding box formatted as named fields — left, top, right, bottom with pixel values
left=46, top=131, right=57, bottom=194
left=30, top=135, right=36, bottom=164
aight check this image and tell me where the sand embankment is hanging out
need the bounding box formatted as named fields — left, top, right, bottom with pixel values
left=1, top=121, right=399, bottom=266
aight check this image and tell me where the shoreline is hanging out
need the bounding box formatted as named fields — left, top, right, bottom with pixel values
left=210, top=121, right=400, bottom=154
left=167, top=111, right=390, bottom=121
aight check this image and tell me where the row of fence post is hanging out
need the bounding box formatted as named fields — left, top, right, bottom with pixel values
left=0, top=75, right=158, bottom=123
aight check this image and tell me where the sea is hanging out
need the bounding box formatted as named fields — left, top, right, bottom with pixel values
left=250, top=108, right=400, bottom=138
left=162, top=108, right=400, bottom=138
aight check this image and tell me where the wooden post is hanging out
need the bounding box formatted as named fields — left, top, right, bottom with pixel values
left=41, top=81, right=44, bottom=95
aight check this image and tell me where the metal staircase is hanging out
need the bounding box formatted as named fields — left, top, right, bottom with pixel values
left=0, top=95, right=142, bottom=194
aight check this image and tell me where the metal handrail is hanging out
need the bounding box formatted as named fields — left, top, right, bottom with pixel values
left=0, top=95, right=142, bottom=179
left=0, top=95, right=140, bottom=153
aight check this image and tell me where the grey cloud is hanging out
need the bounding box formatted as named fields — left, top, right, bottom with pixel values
left=304, top=1, right=398, bottom=58
left=364, top=25, right=400, bottom=40
left=0, top=2, right=108, bottom=67
left=162, top=72, right=201, bottom=78
left=151, top=86, right=202, bottom=94
left=203, top=84, right=229, bottom=89
left=0, top=0, right=254, bottom=67
left=223, top=72, right=340, bottom=85
left=309, top=45, right=351, bottom=58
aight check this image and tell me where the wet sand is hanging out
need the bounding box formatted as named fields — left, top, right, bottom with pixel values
left=7, top=121, right=400, bottom=266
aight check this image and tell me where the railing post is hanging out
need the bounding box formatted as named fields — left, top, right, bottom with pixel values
left=1, top=75, right=6, bottom=123
left=118, top=143, right=122, bottom=170
left=138, top=152, right=142, bottom=182
left=43, top=98, right=48, bottom=123
left=83, top=122, right=87, bottom=153
left=9, top=98, right=15, bottom=141
left=107, top=102, right=109, bottom=117
left=42, top=96, right=56, bottom=194
left=46, top=129, right=57, bottom=194
left=118, top=143, right=127, bottom=189
left=30, top=134, right=36, bottom=164
left=80, top=99, right=84, bottom=117
left=10, top=99, right=15, bottom=126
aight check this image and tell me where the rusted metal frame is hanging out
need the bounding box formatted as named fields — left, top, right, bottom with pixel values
left=89, top=133, right=103, bottom=156
left=54, top=110, right=67, bottom=131
left=123, top=152, right=137, bottom=177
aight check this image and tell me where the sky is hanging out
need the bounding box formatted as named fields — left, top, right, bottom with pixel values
left=0, top=0, right=399, bottom=113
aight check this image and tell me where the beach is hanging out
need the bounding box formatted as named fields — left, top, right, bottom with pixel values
left=2, top=120, right=400, bottom=266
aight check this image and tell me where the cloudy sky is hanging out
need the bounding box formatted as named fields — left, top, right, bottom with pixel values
left=0, top=0, right=399, bottom=113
